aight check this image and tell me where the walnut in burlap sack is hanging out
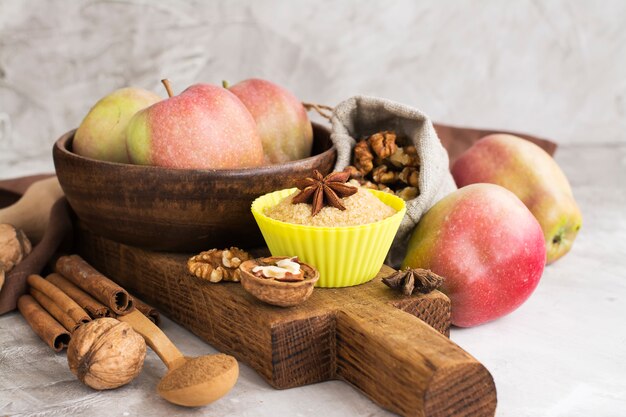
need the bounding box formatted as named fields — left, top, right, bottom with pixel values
left=331, top=96, right=456, bottom=266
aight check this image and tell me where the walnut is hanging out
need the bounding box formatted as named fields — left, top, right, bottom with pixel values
left=0, top=224, right=32, bottom=272
left=368, top=131, right=398, bottom=159
left=389, top=147, right=420, bottom=168
left=398, top=167, right=420, bottom=188
left=396, top=186, right=419, bottom=201
left=371, top=165, right=399, bottom=184
left=67, top=318, right=146, bottom=390
left=374, top=156, right=387, bottom=169
left=405, top=145, right=418, bottom=157
left=188, top=247, right=251, bottom=283
left=343, top=165, right=364, bottom=181
left=348, top=130, right=421, bottom=197
left=353, top=140, right=374, bottom=174
left=360, top=181, right=379, bottom=190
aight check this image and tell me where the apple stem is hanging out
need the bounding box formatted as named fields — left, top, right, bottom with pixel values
left=222, top=80, right=230, bottom=89
left=161, top=79, right=174, bottom=98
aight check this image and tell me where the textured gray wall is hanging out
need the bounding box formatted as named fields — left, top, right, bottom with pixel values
left=1, top=0, right=625, bottom=178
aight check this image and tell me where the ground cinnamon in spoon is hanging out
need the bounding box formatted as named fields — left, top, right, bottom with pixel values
left=158, top=354, right=236, bottom=391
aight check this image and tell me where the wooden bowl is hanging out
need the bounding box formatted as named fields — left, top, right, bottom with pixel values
left=239, top=257, right=319, bottom=307
left=53, top=124, right=336, bottom=252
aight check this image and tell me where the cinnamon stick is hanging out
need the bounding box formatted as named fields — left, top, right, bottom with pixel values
left=27, top=274, right=91, bottom=325
left=30, top=287, right=82, bottom=332
left=17, top=295, right=70, bottom=351
left=132, top=296, right=160, bottom=326
left=46, top=273, right=109, bottom=318
left=55, top=255, right=133, bottom=315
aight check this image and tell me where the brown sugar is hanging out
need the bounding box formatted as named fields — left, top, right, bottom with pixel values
left=265, top=188, right=396, bottom=227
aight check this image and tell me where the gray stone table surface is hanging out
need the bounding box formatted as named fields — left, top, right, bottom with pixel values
left=1, top=143, right=625, bottom=417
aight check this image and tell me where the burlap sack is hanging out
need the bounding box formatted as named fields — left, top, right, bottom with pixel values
left=331, top=96, right=456, bottom=266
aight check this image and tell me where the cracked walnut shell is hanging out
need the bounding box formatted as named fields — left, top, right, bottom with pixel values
left=239, top=257, right=319, bottom=307
left=188, top=247, right=252, bottom=283
left=67, top=318, right=146, bottom=390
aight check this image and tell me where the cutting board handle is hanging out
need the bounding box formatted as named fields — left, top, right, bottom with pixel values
left=336, top=303, right=497, bottom=417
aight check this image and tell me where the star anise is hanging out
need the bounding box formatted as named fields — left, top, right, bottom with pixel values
left=292, top=170, right=358, bottom=216
left=382, top=267, right=444, bottom=295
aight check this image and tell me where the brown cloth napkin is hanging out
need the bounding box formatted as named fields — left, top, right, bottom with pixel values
left=0, top=175, right=73, bottom=314
left=433, top=123, right=557, bottom=164
left=0, top=125, right=555, bottom=315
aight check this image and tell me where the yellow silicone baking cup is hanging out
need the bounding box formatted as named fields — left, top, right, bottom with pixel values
left=251, top=188, right=406, bottom=288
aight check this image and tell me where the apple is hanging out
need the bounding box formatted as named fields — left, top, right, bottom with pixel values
left=402, top=183, right=546, bottom=327
left=73, top=87, right=161, bottom=163
left=126, top=81, right=264, bottom=169
left=451, top=134, right=582, bottom=264
left=226, top=78, right=313, bottom=164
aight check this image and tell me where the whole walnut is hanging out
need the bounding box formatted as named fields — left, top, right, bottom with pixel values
left=0, top=224, right=32, bottom=272
left=67, top=318, right=146, bottom=390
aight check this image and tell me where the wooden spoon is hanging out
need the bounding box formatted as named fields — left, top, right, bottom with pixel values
left=0, top=177, right=63, bottom=244
left=118, top=310, right=239, bottom=407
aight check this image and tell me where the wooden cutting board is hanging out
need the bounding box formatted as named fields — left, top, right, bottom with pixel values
left=77, top=225, right=496, bottom=417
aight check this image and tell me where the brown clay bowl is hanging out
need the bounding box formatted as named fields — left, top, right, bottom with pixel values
left=239, top=257, right=319, bottom=307
left=52, top=123, right=336, bottom=252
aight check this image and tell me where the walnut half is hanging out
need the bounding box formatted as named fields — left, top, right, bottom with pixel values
left=398, top=167, right=419, bottom=188
left=389, top=146, right=420, bottom=168
left=188, top=247, right=252, bottom=283
left=372, top=165, right=399, bottom=184
left=369, top=131, right=398, bottom=159
left=353, top=140, right=374, bottom=175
